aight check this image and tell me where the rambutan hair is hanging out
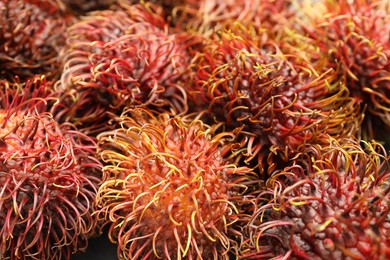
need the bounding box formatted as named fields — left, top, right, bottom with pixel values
left=247, top=137, right=390, bottom=259
left=187, top=25, right=361, bottom=172
left=55, top=3, right=198, bottom=133
left=95, top=108, right=253, bottom=259
left=0, top=76, right=102, bottom=259
left=0, top=0, right=75, bottom=81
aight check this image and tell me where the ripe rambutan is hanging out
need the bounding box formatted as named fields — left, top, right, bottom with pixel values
left=56, top=3, right=197, bottom=133
left=95, top=108, right=253, bottom=259
left=188, top=25, right=361, bottom=172
left=0, top=0, right=75, bottom=81
left=0, top=76, right=102, bottom=259
left=297, top=0, right=390, bottom=141
left=247, top=137, right=390, bottom=259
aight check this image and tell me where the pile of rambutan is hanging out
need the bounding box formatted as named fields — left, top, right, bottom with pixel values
left=0, top=0, right=389, bottom=259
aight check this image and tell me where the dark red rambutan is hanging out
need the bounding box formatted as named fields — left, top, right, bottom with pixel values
left=0, top=0, right=75, bottom=81
left=297, top=0, right=390, bottom=141
left=188, top=25, right=361, bottom=172
left=247, top=137, right=390, bottom=259
left=55, top=3, right=197, bottom=133
left=0, top=76, right=102, bottom=259
left=95, top=108, right=253, bottom=259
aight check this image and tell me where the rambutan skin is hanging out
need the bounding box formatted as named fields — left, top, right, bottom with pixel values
left=0, top=0, right=75, bottom=81
left=0, top=77, right=102, bottom=260
left=248, top=138, right=390, bottom=259
left=95, top=108, right=252, bottom=259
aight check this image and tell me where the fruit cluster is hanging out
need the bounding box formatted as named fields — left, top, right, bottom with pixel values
left=0, top=0, right=389, bottom=259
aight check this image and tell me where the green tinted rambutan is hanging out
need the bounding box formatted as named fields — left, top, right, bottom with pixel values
left=247, top=137, right=390, bottom=259
left=188, top=25, right=361, bottom=172
left=0, top=76, right=102, bottom=259
left=0, top=0, right=75, bottom=81
left=56, top=3, right=196, bottom=133
left=95, top=108, right=253, bottom=259
left=297, top=0, right=390, bottom=141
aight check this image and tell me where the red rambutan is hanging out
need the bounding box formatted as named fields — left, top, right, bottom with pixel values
left=188, top=25, right=361, bottom=172
left=0, top=76, right=102, bottom=259
left=95, top=108, right=253, bottom=259
left=0, top=0, right=75, bottom=81
left=56, top=3, right=197, bottom=133
left=247, top=137, right=390, bottom=259
left=297, top=0, right=390, bottom=141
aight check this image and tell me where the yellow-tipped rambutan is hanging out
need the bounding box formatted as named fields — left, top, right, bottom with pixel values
left=0, top=76, right=102, bottom=259
left=95, top=108, right=253, bottom=259
left=247, top=137, right=390, bottom=259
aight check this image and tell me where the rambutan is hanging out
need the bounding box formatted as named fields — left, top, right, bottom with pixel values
left=95, top=108, right=253, bottom=259
left=0, top=76, right=102, bottom=259
left=188, top=25, right=361, bottom=172
left=56, top=3, right=196, bottom=133
left=0, top=0, right=75, bottom=81
left=247, top=137, right=390, bottom=259
left=297, top=0, right=390, bottom=141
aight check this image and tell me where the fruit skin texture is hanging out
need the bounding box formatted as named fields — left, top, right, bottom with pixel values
left=95, top=108, right=251, bottom=259
left=247, top=138, right=390, bottom=259
left=0, top=76, right=102, bottom=260
left=0, top=0, right=75, bottom=81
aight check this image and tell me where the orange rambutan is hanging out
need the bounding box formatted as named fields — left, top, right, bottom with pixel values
left=95, top=108, right=253, bottom=259
left=0, top=76, right=102, bottom=259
